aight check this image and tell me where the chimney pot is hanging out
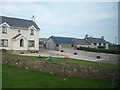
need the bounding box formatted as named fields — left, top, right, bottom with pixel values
left=101, top=36, right=104, bottom=39
left=31, top=15, right=36, bottom=22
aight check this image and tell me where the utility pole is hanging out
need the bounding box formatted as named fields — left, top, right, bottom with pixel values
left=115, top=36, right=117, bottom=45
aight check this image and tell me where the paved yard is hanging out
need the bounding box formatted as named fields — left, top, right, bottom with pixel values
left=59, top=48, right=118, bottom=64
left=21, top=48, right=118, bottom=64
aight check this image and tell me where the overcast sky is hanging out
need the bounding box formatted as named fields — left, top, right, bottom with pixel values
left=0, top=0, right=119, bottom=44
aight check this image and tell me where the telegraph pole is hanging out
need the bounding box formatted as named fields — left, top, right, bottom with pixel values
left=115, top=36, right=117, bottom=45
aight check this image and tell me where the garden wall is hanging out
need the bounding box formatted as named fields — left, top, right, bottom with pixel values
left=2, top=54, right=118, bottom=81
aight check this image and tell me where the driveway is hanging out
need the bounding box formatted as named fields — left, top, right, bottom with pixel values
left=56, top=48, right=118, bottom=64
left=21, top=48, right=118, bottom=64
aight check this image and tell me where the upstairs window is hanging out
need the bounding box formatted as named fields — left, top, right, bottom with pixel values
left=94, top=43, right=96, bottom=46
left=103, top=43, right=106, bottom=46
left=28, top=40, right=35, bottom=47
left=30, top=29, right=34, bottom=35
left=1, top=39, right=8, bottom=47
left=2, top=25, right=7, bottom=34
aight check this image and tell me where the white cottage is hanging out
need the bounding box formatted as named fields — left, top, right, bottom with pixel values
left=0, top=16, right=40, bottom=53
left=84, top=34, right=109, bottom=49
left=74, top=35, right=109, bottom=49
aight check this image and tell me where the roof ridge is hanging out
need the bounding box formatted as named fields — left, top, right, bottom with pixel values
left=51, top=36, right=76, bottom=39
left=1, top=16, right=40, bottom=30
left=1, top=16, right=33, bottom=22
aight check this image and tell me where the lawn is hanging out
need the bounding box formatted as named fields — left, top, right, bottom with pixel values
left=2, top=65, right=113, bottom=88
left=52, top=57, right=118, bottom=70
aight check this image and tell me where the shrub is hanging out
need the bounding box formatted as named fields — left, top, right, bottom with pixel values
left=61, top=50, right=64, bottom=52
left=79, top=46, right=120, bottom=54
left=0, top=49, right=7, bottom=53
left=74, top=52, right=77, bottom=55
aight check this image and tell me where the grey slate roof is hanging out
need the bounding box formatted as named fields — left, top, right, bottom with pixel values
left=73, top=39, right=91, bottom=45
left=39, top=38, right=48, bottom=42
left=12, top=34, right=22, bottom=39
left=86, top=37, right=108, bottom=43
left=50, top=36, right=75, bottom=44
left=48, top=36, right=108, bottom=45
left=0, top=16, right=40, bottom=30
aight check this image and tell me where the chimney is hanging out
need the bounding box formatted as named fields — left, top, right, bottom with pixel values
left=85, top=34, right=88, bottom=38
left=101, top=36, right=104, bottom=39
left=31, top=15, right=36, bottom=22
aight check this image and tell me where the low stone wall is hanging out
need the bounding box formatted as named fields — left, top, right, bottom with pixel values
left=2, top=54, right=118, bottom=81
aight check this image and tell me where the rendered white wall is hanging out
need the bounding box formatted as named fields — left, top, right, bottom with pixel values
left=0, top=25, right=39, bottom=51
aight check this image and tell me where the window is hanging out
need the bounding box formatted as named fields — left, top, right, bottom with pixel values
left=94, top=43, right=96, bottom=46
left=28, top=40, right=35, bottom=47
left=99, top=43, right=101, bottom=46
left=56, top=44, right=59, bottom=47
left=2, top=25, right=7, bottom=34
left=103, top=43, right=106, bottom=46
left=71, top=44, right=74, bottom=47
left=1, top=39, right=8, bottom=47
left=30, top=29, right=34, bottom=35
left=20, top=39, right=24, bottom=47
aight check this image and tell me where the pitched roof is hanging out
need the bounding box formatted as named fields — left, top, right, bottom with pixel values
left=49, top=36, right=75, bottom=44
left=0, top=16, right=40, bottom=30
left=39, top=38, right=48, bottom=42
left=73, top=39, right=90, bottom=45
left=86, top=37, right=108, bottom=43
left=12, top=34, right=27, bottom=40
left=12, top=34, right=22, bottom=39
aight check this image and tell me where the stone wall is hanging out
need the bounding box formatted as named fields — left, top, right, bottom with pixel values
left=2, top=54, right=118, bottom=81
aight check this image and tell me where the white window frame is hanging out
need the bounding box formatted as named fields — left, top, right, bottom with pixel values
left=1, top=39, right=8, bottom=47
left=28, top=40, right=35, bottom=47
left=2, top=25, right=7, bottom=34
left=30, top=29, right=34, bottom=35
left=20, top=39, right=24, bottom=47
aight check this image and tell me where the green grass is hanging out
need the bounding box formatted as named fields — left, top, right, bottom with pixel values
left=18, top=54, right=118, bottom=70
left=0, top=64, right=2, bottom=89
left=52, top=57, right=118, bottom=70
left=3, top=52, right=118, bottom=70
left=2, top=65, right=113, bottom=88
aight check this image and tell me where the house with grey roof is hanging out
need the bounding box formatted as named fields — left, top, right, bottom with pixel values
left=0, top=16, right=40, bottom=53
left=46, top=36, right=75, bottom=50
left=39, top=38, right=48, bottom=48
left=73, top=39, right=91, bottom=48
left=84, top=34, right=109, bottom=49
left=46, top=35, right=109, bottom=50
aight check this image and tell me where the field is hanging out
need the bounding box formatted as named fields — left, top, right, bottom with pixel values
left=2, top=52, right=119, bottom=88
left=2, top=65, right=113, bottom=88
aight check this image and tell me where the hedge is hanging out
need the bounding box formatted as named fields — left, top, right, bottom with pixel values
left=78, top=46, right=120, bottom=54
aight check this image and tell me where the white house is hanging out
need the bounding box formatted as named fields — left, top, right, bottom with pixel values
left=73, top=38, right=91, bottom=48
left=84, top=34, right=109, bottom=49
left=0, top=16, right=40, bottom=53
